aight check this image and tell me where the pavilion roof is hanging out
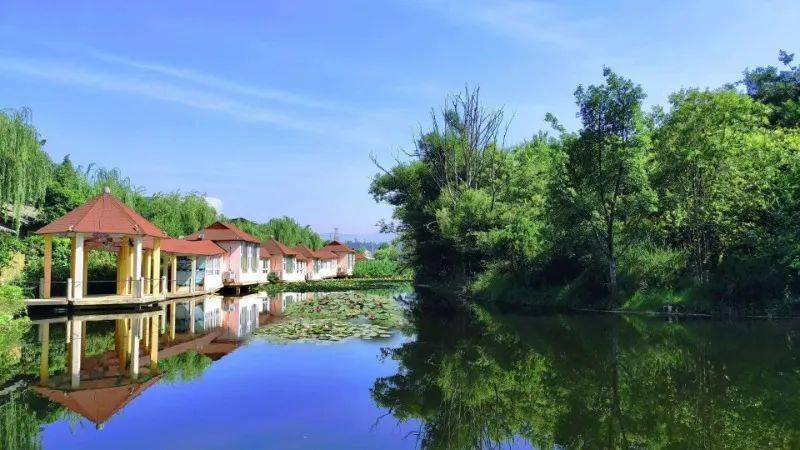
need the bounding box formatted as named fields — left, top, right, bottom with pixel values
left=185, top=221, right=260, bottom=243
left=33, top=376, right=162, bottom=427
left=36, top=191, right=167, bottom=238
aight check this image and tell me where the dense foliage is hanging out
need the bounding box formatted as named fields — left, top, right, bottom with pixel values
left=0, top=108, right=50, bottom=231
left=372, top=51, right=800, bottom=314
left=229, top=216, right=323, bottom=249
left=354, top=242, right=411, bottom=278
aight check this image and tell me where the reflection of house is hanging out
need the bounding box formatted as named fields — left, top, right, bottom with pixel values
left=187, top=222, right=266, bottom=288
left=322, top=240, right=356, bottom=276
left=219, top=294, right=265, bottom=340
left=261, top=238, right=305, bottom=282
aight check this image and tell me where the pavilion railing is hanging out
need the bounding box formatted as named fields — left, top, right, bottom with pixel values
left=37, top=277, right=169, bottom=299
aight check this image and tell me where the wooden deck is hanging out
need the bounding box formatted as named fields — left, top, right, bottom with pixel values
left=165, top=286, right=221, bottom=300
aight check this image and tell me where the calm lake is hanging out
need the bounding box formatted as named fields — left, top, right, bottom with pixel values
left=2, top=287, right=800, bottom=449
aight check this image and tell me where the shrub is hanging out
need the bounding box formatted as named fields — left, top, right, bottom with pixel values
left=353, top=259, right=405, bottom=278
left=267, top=272, right=279, bottom=284
left=618, top=245, right=688, bottom=292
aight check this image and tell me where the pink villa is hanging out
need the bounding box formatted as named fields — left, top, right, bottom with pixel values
left=294, top=245, right=338, bottom=280
left=261, top=238, right=305, bottom=282
left=322, top=240, right=357, bottom=276
left=186, top=222, right=267, bottom=289
left=293, top=245, right=318, bottom=280
left=151, top=238, right=227, bottom=298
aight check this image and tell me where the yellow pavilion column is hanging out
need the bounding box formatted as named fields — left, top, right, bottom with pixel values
left=169, top=302, right=176, bottom=340
left=127, top=238, right=135, bottom=294
left=82, top=247, right=90, bottom=296
left=115, top=319, right=125, bottom=366
left=39, top=323, right=50, bottom=385
left=119, top=238, right=130, bottom=295
left=116, top=244, right=123, bottom=295
left=152, top=238, right=161, bottom=295
left=143, top=248, right=152, bottom=295
left=171, top=255, right=178, bottom=293
left=42, top=235, right=52, bottom=298
left=143, top=316, right=150, bottom=349
left=149, top=315, right=159, bottom=371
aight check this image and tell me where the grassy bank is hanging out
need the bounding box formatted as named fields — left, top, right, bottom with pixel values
left=257, top=278, right=411, bottom=295
left=470, top=269, right=797, bottom=317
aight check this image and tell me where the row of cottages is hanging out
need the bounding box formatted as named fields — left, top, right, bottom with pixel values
left=29, top=190, right=355, bottom=307
left=259, top=238, right=354, bottom=282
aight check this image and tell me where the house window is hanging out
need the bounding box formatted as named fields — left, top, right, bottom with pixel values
left=241, top=244, right=247, bottom=271
left=284, top=256, right=295, bottom=273
left=261, top=259, right=269, bottom=274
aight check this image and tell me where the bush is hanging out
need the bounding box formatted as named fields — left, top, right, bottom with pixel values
left=618, top=245, right=688, bottom=292
left=353, top=259, right=408, bottom=278
left=267, top=271, right=279, bottom=284
left=0, top=284, right=25, bottom=316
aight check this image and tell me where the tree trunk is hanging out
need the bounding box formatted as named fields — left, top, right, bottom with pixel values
left=608, top=257, right=617, bottom=302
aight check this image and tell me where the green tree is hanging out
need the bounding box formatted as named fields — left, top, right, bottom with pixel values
left=0, top=108, right=51, bottom=231
left=548, top=68, right=654, bottom=300
left=742, top=50, right=800, bottom=127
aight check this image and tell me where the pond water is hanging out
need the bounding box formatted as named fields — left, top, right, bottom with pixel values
left=2, top=287, right=800, bottom=449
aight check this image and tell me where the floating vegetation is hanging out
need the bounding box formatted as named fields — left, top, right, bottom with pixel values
left=257, top=292, right=405, bottom=342
left=263, top=319, right=393, bottom=342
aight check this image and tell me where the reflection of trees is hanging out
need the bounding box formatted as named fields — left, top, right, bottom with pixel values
left=0, top=389, right=65, bottom=450
left=159, top=351, right=212, bottom=383
left=374, top=307, right=800, bottom=448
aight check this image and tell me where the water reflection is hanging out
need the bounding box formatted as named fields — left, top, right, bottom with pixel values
left=373, top=308, right=800, bottom=449
left=13, top=293, right=277, bottom=431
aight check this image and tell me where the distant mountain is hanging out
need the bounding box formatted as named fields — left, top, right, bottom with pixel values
left=319, top=231, right=396, bottom=245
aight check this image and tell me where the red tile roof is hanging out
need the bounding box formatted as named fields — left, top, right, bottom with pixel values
left=261, top=238, right=297, bottom=256
left=144, top=237, right=225, bottom=256
left=294, top=244, right=317, bottom=260
left=324, top=240, right=355, bottom=254
left=36, top=192, right=167, bottom=238
left=186, top=221, right=260, bottom=243
left=33, top=376, right=162, bottom=426
left=314, top=248, right=338, bottom=260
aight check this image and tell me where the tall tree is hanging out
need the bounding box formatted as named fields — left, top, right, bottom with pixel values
left=742, top=50, right=800, bottom=128
left=550, top=68, right=653, bottom=299
left=0, top=108, right=51, bottom=230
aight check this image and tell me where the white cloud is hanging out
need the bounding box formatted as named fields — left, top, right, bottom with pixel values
left=412, top=0, right=587, bottom=49
left=204, top=196, right=223, bottom=213
left=0, top=55, right=330, bottom=133
left=77, top=48, right=342, bottom=111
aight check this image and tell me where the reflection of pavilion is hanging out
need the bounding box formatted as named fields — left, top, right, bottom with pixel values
left=30, top=294, right=272, bottom=428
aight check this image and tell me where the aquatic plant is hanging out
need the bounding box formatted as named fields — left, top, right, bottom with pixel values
left=258, top=291, right=405, bottom=341
left=262, top=319, right=392, bottom=342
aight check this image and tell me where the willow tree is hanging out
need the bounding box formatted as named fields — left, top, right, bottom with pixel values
left=0, top=108, right=51, bottom=230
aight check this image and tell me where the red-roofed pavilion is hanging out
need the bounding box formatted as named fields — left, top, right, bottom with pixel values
left=33, top=188, right=168, bottom=305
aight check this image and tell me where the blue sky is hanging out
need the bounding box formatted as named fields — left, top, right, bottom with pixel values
left=1, top=1, right=798, bottom=239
